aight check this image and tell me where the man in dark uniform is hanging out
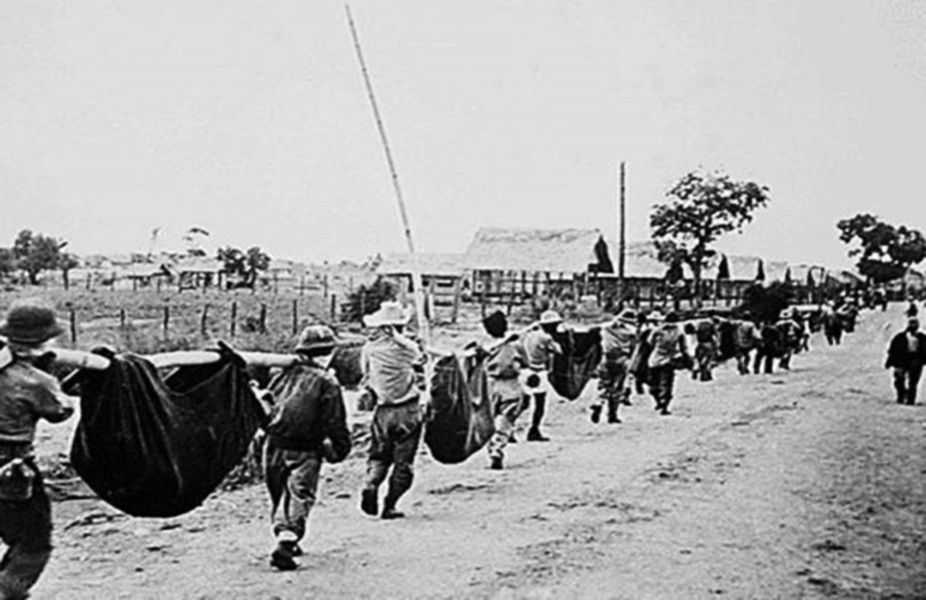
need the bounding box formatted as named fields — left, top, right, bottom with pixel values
left=886, top=317, right=926, bottom=405
left=263, top=325, right=351, bottom=570
left=0, top=300, right=75, bottom=599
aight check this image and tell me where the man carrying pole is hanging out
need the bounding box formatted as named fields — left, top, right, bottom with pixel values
left=263, top=325, right=351, bottom=571
left=358, top=302, right=426, bottom=519
left=0, top=300, right=76, bottom=599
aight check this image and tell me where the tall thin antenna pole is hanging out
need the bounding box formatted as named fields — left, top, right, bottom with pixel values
left=345, top=4, right=429, bottom=345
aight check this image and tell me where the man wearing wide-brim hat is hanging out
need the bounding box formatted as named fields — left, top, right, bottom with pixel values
left=0, top=299, right=75, bottom=599
left=263, top=325, right=351, bottom=570
left=358, top=301, right=425, bottom=520
left=590, top=309, right=639, bottom=425
left=519, top=310, right=564, bottom=442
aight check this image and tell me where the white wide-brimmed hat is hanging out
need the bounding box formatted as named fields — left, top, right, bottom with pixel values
left=363, top=301, right=413, bottom=328
left=647, top=310, right=666, bottom=323
left=539, top=310, right=563, bottom=326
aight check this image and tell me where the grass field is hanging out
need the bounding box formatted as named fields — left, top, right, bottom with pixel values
left=0, top=286, right=343, bottom=354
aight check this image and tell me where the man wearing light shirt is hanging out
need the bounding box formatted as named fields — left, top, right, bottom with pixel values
left=358, top=302, right=425, bottom=520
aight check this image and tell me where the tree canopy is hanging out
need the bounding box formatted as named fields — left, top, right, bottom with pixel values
left=217, top=245, right=271, bottom=288
left=12, top=229, right=69, bottom=284
left=651, top=170, right=770, bottom=300
left=836, top=214, right=926, bottom=283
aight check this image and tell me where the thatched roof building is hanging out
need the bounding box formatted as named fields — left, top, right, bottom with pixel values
left=463, top=228, right=609, bottom=274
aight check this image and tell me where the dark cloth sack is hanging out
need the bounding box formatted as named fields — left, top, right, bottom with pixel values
left=70, top=348, right=266, bottom=517
left=424, top=353, right=494, bottom=464
left=550, top=328, right=603, bottom=400
left=717, top=320, right=738, bottom=361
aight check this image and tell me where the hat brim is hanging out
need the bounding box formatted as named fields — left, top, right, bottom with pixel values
left=0, top=322, right=65, bottom=345
left=363, top=312, right=412, bottom=328
left=295, top=343, right=337, bottom=356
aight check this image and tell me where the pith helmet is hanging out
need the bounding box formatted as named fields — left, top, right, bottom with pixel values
left=0, top=300, right=64, bottom=345
left=294, top=325, right=337, bottom=355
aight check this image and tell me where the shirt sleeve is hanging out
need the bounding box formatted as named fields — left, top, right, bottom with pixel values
left=26, top=370, right=76, bottom=424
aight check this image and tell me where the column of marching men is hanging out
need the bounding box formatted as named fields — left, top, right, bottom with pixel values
left=0, top=292, right=920, bottom=595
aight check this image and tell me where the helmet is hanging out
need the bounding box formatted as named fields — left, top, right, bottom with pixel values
left=0, top=300, right=64, bottom=345
left=294, top=325, right=337, bottom=356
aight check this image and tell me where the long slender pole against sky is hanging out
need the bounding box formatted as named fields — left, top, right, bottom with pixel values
left=345, top=4, right=429, bottom=343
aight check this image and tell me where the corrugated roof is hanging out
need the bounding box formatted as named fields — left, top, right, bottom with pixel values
left=463, top=228, right=605, bottom=273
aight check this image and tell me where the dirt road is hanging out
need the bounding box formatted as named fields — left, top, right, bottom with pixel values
left=32, top=307, right=926, bottom=599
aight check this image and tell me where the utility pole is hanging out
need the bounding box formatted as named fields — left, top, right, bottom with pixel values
left=619, top=161, right=627, bottom=290
left=345, top=4, right=429, bottom=347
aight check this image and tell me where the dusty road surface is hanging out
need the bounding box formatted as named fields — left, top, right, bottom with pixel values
left=27, top=306, right=926, bottom=599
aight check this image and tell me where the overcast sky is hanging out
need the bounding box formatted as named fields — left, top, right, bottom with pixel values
left=3, top=1, right=925, bottom=267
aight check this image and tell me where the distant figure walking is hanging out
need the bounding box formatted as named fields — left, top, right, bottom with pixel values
left=645, top=311, right=689, bottom=416
left=520, top=310, right=564, bottom=441
left=476, top=311, right=529, bottom=470
left=885, top=317, right=926, bottom=405
left=822, top=303, right=843, bottom=346
left=591, top=309, right=639, bottom=424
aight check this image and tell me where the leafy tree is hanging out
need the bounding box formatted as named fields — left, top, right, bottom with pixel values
left=12, top=230, right=68, bottom=285
left=651, top=170, right=770, bottom=305
left=836, top=214, right=926, bottom=283
left=216, top=245, right=271, bottom=288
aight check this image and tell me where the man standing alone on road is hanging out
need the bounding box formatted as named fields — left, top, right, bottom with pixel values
left=520, top=310, right=564, bottom=441
left=0, top=300, right=75, bottom=600
left=885, top=317, right=926, bottom=405
left=263, top=325, right=351, bottom=571
left=359, top=302, right=425, bottom=520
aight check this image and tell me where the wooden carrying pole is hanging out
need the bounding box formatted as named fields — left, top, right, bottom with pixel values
left=52, top=348, right=305, bottom=372
left=345, top=5, right=430, bottom=348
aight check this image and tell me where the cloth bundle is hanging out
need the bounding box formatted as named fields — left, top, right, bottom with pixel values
left=70, top=347, right=266, bottom=517
left=424, top=353, right=494, bottom=464
left=550, top=328, right=603, bottom=400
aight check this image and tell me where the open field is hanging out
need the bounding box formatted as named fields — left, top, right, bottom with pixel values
left=20, top=303, right=926, bottom=599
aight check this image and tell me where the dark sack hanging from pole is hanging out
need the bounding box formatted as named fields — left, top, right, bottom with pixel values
left=425, top=353, right=494, bottom=464
left=70, top=348, right=266, bottom=517
left=550, top=328, right=603, bottom=400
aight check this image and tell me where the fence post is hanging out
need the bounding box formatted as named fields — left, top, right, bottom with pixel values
left=69, top=308, right=77, bottom=344
left=201, top=304, right=209, bottom=336
left=323, top=274, right=329, bottom=299
left=119, top=308, right=126, bottom=329
left=230, top=301, right=237, bottom=337
left=330, top=294, right=337, bottom=322
left=259, top=303, right=268, bottom=333
left=163, top=304, right=170, bottom=339
left=291, top=299, right=298, bottom=335
left=451, top=277, right=462, bottom=324
left=85, top=273, right=92, bottom=290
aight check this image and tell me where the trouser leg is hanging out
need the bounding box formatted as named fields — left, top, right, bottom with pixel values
left=383, top=405, right=423, bottom=510
left=529, top=393, right=546, bottom=433
left=908, top=365, right=923, bottom=404
left=893, top=368, right=907, bottom=403
left=487, top=397, right=522, bottom=462
left=266, top=447, right=321, bottom=543
left=0, top=473, right=52, bottom=600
